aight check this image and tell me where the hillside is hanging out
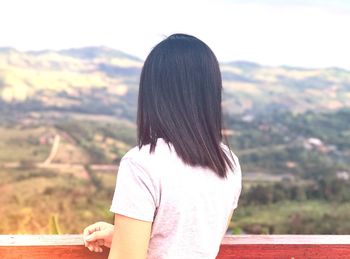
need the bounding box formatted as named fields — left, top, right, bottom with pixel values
left=1, top=47, right=350, bottom=121
left=0, top=47, right=141, bottom=121
left=1, top=47, right=350, bottom=235
left=221, top=62, right=350, bottom=114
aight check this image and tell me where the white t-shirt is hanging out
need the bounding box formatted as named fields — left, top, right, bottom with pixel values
left=110, top=138, right=242, bottom=259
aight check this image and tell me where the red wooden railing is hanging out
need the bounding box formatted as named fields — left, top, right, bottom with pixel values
left=1, top=235, right=350, bottom=258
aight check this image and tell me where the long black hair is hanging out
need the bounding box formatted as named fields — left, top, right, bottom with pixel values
left=137, top=33, right=234, bottom=178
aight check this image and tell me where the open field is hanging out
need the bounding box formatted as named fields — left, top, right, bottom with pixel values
left=231, top=200, right=350, bottom=234
left=2, top=165, right=349, bottom=235
left=0, top=107, right=349, bottom=234
left=0, top=127, right=51, bottom=163
left=0, top=167, right=115, bottom=234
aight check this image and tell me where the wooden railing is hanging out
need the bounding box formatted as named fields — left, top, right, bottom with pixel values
left=1, top=235, right=350, bottom=258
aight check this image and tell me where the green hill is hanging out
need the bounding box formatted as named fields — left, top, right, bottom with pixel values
left=221, top=61, right=350, bottom=114
left=1, top=47, right=350, bottom=120
left=1, top=47, right=350, bottom=235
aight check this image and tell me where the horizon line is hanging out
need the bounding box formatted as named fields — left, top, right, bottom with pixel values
left=0, top=45, right=348, bottom=72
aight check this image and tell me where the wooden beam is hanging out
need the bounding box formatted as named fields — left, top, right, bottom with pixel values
left=1, top=235, right=350, bottom=259
left=221, top=235, right=350, bottom=245
left=219, top=235, right=350, bottom=259
left=0, top=246, right=109, bottom=259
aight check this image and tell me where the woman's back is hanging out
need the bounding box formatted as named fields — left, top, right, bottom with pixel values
left=83, top=34, right=242, bottom=259
left=110, top=138, right=241, bottom=259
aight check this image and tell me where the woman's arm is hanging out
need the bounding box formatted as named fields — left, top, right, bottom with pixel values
left=108, top=213, right=152, bottom=259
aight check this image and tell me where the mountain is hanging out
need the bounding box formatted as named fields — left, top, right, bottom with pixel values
left=220, top=61, right=350, bottom=114
left=1, top=47, right=350, bottom=120
left=58, top=46, right=142, bottom=61
left=0, top=46, right=142, bottom=120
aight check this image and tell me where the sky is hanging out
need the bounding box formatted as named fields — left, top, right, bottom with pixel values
left=1, top=0, right=350, bottom=69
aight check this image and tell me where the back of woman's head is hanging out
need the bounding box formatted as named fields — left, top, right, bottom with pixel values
left=137, top=33, right=234, bottom=177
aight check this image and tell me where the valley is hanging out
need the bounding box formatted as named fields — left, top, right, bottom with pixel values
left=1, top=47, right=350, bottom=234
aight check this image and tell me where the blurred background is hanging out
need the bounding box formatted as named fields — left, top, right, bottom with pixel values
left=1, top=0, right=350, bottom=234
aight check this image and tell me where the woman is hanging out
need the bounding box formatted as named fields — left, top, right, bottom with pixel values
left=83, top=33, right=242, bottom=259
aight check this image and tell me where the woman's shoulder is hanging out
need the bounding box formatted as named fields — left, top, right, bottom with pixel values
left=121, top=139, right=241, bottom=179
left=118, top=139, right=173, bottom=182
left=121, top=138, right=172, bottom=164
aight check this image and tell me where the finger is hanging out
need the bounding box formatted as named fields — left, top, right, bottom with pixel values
left=85, top=229, right=108, bottom=242
left=96, top=239, right=104, bottom=246
left=84, top=228, right=102, bottom=246
left=83, top=224, right=99, bottom=246
left=94, top=246, right=103, bottom=253
left=86, top=240, right=99, bottom=246
left=83, top=222, right=102, bottom=237
left=85, top=239, right=102, bottom=249
left=88, top=242, right=101, bottom=253
left=87, top=240, right=98, bottom=251
left=87, top=243, right=101, bottom=252
left=87, top=244, right=94, bottom=252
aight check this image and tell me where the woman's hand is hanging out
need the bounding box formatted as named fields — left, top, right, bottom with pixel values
left=83, top=221, right=114, bottom=252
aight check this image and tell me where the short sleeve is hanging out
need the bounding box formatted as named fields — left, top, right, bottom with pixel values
left=110, top=158, right=157, bottom=222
